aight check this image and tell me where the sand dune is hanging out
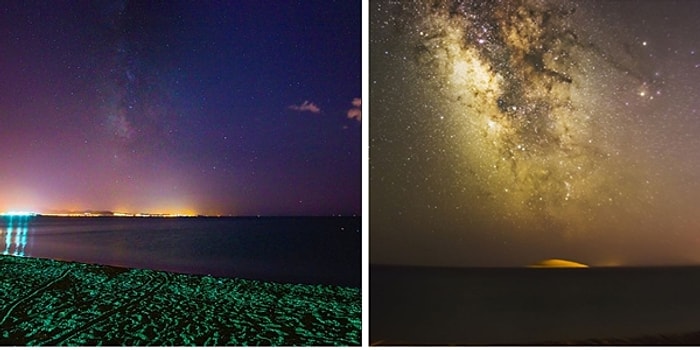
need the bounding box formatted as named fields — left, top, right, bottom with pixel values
left=527, top=258, right=589, bottom=268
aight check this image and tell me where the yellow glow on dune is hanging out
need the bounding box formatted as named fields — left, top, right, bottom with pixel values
left=528, top=259, right=589, bottom=268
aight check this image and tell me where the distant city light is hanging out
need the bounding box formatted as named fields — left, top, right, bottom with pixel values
left=0, top=210, right=198, bottom=218
left=0, top=211, right=37, bottom=217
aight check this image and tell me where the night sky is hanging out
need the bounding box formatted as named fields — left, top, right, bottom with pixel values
left=371, top=0, right=700, bottom=267
left=1, top=1, right=361, bottom=216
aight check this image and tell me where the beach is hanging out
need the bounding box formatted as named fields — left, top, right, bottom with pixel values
left=371, top=264, right=700, bottom=345
left=0, top=255, right=361, bottom=345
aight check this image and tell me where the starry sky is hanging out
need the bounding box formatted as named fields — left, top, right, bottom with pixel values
left=0, top=1, right=361, bottom=216
left=371, top=0, right=700, bottom=267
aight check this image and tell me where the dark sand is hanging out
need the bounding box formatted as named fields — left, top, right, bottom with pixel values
left=372, top=331, right=700, bottom=346
left=0, top=255, right=360, bottom=346
left=371, top=264, right=700, bottom=345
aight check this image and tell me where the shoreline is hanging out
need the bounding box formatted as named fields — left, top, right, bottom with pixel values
left=0, top=255, right=360, bottom=346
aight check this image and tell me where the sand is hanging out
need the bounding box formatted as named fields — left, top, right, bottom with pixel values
left=372, top=331, right=700, bottom=346
left=547, top=331, right=700, bottom=345
left=0, top=255, right=360, bottom=346
left=371, top=264, right=700, bottom=345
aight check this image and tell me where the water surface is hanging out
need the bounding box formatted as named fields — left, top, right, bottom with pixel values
left=0, top=216, right=360, bottom=287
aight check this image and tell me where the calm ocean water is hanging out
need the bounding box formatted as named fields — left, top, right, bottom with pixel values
left=372, top=264, right=700, bottom=344
left=0, top=216, right=360, bottom=287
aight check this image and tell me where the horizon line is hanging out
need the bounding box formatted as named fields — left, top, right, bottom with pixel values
left=1, top=211, right=360, bottom=218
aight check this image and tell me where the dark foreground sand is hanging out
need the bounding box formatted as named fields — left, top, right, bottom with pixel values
left=371, top=264, right=700, bottom=345
left=546, top=331, right=700, bottom=345
left=372, top=331, right=700, bottom=346
left=0, top=255, right=360, bottom=346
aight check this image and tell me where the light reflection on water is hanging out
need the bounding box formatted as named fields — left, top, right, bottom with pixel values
left=0, top=216, right=360, bottom=287
left=1, top=215, right=31, bottom=257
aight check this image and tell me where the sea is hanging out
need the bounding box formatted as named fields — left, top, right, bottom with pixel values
left=0, top=215, right=361, bottom=288
left=371, top=264, right=700, bottom=344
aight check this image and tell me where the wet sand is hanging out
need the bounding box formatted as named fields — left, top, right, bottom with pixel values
left=0, top=255, right=360, bottom=345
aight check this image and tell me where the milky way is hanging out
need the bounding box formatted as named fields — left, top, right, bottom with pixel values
left=0, top=1, right=361, bottom=216
left=371, top=0, right=700, bottom=266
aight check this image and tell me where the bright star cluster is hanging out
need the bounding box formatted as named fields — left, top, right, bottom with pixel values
left=371, top=0, right=700, bottom=267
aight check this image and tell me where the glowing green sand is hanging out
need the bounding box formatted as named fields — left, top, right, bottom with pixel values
left=0, top=255, right=360, bottom=345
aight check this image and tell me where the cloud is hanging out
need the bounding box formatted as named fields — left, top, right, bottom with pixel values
left=288, top=100, right=321, bottom=114
left=347, top=98, right=361, bottom=122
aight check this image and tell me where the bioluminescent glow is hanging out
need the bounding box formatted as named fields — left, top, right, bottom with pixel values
left=0, top=255, right=361, bottom=345
left=1, top=215, right=31, bottom=257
